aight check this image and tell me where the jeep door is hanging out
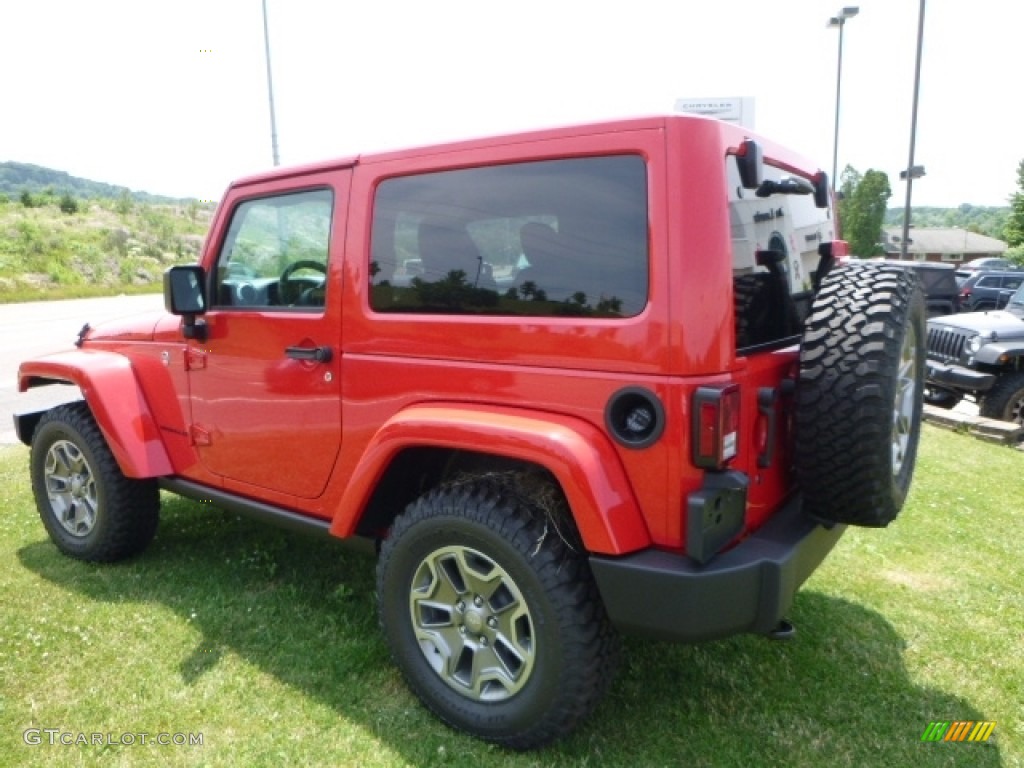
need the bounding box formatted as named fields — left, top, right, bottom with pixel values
left=186, top=175, right=348, bottom=499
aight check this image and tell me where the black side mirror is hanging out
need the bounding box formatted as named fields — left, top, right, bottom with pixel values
left=735, top=139, right=763, bottom=190
left=164, top=265, right=208, bottom=340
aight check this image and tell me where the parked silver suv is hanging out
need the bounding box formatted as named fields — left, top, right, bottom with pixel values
left=925, top=282, right=1024, bottom=423
left=958, top=270, right=1024, bottom=312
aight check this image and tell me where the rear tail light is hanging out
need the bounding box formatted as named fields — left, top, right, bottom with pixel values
left=692, top=385, right=740, bottom=470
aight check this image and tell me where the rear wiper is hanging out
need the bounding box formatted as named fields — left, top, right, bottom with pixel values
left=756, top=177, right=814, bottom=198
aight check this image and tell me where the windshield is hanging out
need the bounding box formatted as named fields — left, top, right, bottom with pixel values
left=1009, top=282, right=1024, bottom=313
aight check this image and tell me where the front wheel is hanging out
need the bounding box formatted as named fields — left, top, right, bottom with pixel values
left=30, top=402, right=160, bottom=561
left=980, top=372, right=1024, bottom=425
left=376, top=479, right=617, bottom=750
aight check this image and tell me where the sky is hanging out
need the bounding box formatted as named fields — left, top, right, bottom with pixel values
left=1, top=0, right=1021, bottom=208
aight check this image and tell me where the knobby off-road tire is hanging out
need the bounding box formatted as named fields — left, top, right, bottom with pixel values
left=980, top=371, right=1024, bottom=425
left=376, top=479, right=618, bottom=750
left=30, top=402, right=160, bottom=561
left=795, top=264, right=926, bottom=527
left=734, top=273, right=781, bottom=348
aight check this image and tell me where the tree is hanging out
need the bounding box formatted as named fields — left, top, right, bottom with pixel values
left=59, top=193, right=79, bottom=214
left=837, top=165, right=892, bottom=258
left=1003, top=159, right=1024, bottom=248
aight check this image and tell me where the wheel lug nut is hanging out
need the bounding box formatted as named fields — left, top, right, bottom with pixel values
left=459, top=626, right=466, bottom=634
left=479, top=636, right=488, bottom=646
left=474, top=596, right=484, bottom=607
left=456, top=601, right=465, bottom=612
left=487, top=617, right=498, bottom=629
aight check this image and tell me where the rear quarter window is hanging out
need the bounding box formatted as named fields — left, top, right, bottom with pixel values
left=369, top=156, right=649, bottom=318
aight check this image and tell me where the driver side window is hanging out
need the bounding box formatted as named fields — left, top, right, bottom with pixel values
left=214, top=188, right=333, bottom=310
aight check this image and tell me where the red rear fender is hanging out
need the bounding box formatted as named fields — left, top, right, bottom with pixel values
left=332, top=404, right=652, bottom=555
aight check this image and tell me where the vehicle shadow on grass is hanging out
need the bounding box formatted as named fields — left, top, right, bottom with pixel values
left=17, top=499, right=1003, bottom=768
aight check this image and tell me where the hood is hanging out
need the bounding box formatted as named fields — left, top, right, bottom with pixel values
left=80, top=310, right=166, bottom=344
left=929, top=308, right=1024, bottom=338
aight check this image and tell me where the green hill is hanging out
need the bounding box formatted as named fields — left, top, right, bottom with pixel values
left=0, top=175, right=214, bottom=303
left=884, top=204, right=1009, bottom=240
left=0, top=161, right=192, bottom=204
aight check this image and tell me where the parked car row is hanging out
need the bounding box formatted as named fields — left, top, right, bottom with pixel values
left=954, top=256, right=1023, bottom=281
left=861, top=257, right=1024, bottom=317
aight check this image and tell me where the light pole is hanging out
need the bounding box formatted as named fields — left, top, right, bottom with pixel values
left=262, top=0, right=280, bottom=166
left=828, top=6, right=859, bottom=191
left=900, top=0, right=927, bottom=259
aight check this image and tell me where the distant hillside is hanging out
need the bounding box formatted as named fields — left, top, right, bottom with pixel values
left=0, top=161, right=192, bottom=204
left=0, top=183, right=213, bottom=302
left=884, top=204, right=1009, bottom=241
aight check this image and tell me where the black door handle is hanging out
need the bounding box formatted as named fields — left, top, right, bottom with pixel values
left=285, top=345, right=333, bottom=363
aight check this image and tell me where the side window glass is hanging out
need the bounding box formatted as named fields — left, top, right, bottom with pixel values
left=214, top=188, right=333, bottom=310
left=369, top=156, right=648, bottom=318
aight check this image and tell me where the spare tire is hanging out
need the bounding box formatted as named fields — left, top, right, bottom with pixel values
left=795, top=264, right=926, bottom=527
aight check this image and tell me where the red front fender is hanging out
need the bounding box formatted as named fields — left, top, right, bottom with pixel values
left=331, top=404, right=652, bottom=555
left=19, top=350, right=173, bottom=478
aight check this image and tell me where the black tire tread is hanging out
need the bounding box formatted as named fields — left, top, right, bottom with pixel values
left=376, top=477, right=618, bottom=750
left=31, top=402, right=160, bottom=562
left=734, top=272, right=779, bottom=349
left=795, top=264, right=925, bottom=526
left=980, top=371, right=1024, bottom=425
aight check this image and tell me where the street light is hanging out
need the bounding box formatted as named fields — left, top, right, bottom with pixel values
left=900, top=0, right=927, bottom=259
left=262, top=0, right=280, bottom=166
left=828, top=6, right=859, bottom=191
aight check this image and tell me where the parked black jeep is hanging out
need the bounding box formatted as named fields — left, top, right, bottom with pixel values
left=876, top=260, right=961, bottom=317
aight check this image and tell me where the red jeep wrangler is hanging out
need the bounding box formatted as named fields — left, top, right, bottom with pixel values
left=16, top=115, right=925, bottom=749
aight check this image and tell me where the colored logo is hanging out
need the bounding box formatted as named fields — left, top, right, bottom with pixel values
left=921, top=721, right=996, bottom=743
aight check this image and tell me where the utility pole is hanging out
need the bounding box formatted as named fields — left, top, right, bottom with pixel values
left=262, top=0, right=280, bottom=166
left=900, top=0, right=927, bottom=259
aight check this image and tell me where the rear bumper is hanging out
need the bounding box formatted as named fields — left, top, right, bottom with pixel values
left=925, top=360, right=996, bottom=393
left=589, top=495, right=845, bottom=642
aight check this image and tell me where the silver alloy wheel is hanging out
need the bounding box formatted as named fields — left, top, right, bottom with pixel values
left=1009, top=390, right=1024, bottom=424
left=44, top=439, right=98, bottom=537
left=892, top=321, right=920, bottom=476
left=409, top=545, right=535, bottom=702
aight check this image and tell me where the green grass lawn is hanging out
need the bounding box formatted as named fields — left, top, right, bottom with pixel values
left=1, top=426, right=1020, bottom=767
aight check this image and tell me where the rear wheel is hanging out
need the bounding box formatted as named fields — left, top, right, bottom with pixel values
left=980, top=372, right=1024, bottom=425
left=795, top=265, right=926, bottom=527
left=30, top=403, right=159, bottom=561
left=376, top=478, right=617, bottom=749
